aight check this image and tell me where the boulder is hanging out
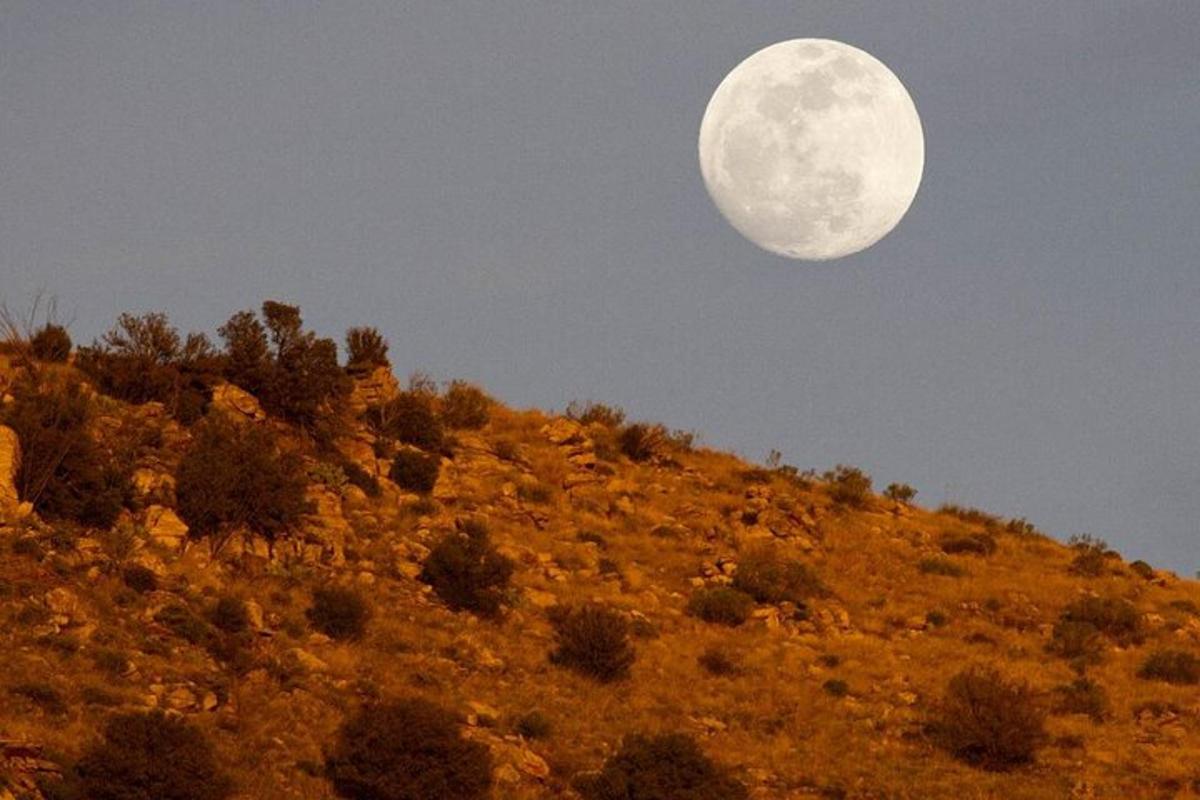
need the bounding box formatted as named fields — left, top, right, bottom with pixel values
left=142, top=505, right=189, bottom=549
left=0, top=425, right=20, bottom=511
left=210, top=382, right=266, bottom=422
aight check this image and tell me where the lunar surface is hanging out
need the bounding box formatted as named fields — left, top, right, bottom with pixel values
left=699, top=39, right=924, bottom=260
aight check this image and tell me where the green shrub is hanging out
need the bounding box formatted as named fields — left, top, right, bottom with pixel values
left=939, top=532, right=998, bottom=556
left=72, top=711, right=234, bottom=800
left=931, top=666, right=1047, bottom=771
left=1137, top=649, right=1200, bottom=685
left=1048, top=619, right=1104, bottom=664
left=389, top=449, right=441, bottom=494
left=368, top=392, right=445, bottom=452
left=441, top=381, right=491, bottom=429
left=419, top=522, right=514, bottom=617
left=822, top=678, right=850, bottom=697
left=686, top=586, right=755, bottom=627
left=176, top=416, right=311, bottom=542
left=883, top=482, right=916, bottom=503
left=30, top=323, right=71, bottom=362
left=326, top=698, right=492, bottom=800
left=307, top=586, right=370, bottom=640
left=210, top=596, right=250, bottom=634
left=345, top=326, right=390, bottom=373
left=823, top=465, right=872, bottom=508
left=514, top=710, right=552, bottom=740
left=3, top=376, right=132, bottom=528
left=1052, top=677, right=1109, bottom=721
left=574, top=733, right=747, bottom=800
left=549, top=604, right=635, bottom=682
left=698, top=646, right=740, bottom=676
left=732, top=545, right=826, bottom=605
left=121, top=565, right=158, bottom=594
left=618, top=423, right=663, bottom=462
left=919, top=558, right=965, bottom=578
left=1059, top=597, right=1142, bottom=646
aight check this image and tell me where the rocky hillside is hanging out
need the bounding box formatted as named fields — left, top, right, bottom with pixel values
left=2, top=307, right=1200, bottom=800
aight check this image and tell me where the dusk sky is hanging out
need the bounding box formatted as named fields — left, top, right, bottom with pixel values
left=3, top=2, right=1199, bottom=570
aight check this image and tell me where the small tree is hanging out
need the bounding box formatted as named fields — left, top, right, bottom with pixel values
left=884, top=483, right=916, bottom=503
left=419, top=522, right=514, bottom=617
left=368, top=392, right=445, bottom=452
left=326, top=698, right=493, bottom=800
left=440, top=381, right=491, bottom=429
left=30, top=323, right=72, bottom=362
left=823, top=465, right=872, bottom=508
left=345, top=326, right=390, bottom=373
left=931, top=666, right=1046, bottom=771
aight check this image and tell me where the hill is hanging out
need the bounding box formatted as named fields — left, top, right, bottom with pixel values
left=1, top=303, right=1199, bottom=800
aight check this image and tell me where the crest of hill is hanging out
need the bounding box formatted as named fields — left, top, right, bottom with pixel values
left=0, top=302, right=1199, bottom=800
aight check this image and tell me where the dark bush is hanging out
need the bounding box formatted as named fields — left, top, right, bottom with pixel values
left=1048, top=619, right=1105, bottom=664
left=10, top=682, right=67, bottom=715
left=419, top=522, right=514, bottom=617
left=30, top=324, right=71, bottom=362
left=1137, top=649, right=1200, bottom=685
left=154, top=603, right=212, bottom=645
left=340, top=459, right=381, bottom=498
left=1052, top=677, right=1110, bottom=721
left=175, top=417, right=311, bottom=542
left=1129, top=560, right=1155, bottom=580
left=3, top=376, right=132, bottom=528
left=389, top=449, right=441, bottom=494
left=441, top=381, right=491, bottom=429
left=72, top=711, right=233, bottom=800
left=938, top=504, right=1002, bottom=528
left=883, top=482, right=916, bottom=503
left=368, top=392, right=445, bottom=452
left=698, top=646, right=740, bottom=676
left=1059, top=597, right=1142, bottom=646
left=618, top=423, right=663, bottom=462
left=686, top=586, right=755, bottom=627
left=823, top=465, right=872, bottom=508
left=122, top=565, right=159, bottom=594
left=307, top=586, right=370, bottom=640
left=932, top=666, right=1046, bottom=771
left=345, top=326, right=390, bottom=373
left=514, top=710, right=552, bottom=740
left=574, top=732, right=747, bottom=800
left=939, top=532, right=998, bottom=556
left=732, top=545, right=826, bottom=605
left=822, top=679, right=850, bottom=697
left=326, top=698, right=492, bottom=800
left=549, top=603, right=635, bottom=682
left=919, top=558, right=966, bottom=578
left=210, top=596, right=250, bottom=634
left=566, top=401, right=626, bottom=428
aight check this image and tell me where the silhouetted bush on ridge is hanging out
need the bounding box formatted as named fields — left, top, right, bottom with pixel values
left=30, top=323, right=71, bottom=362
left=440, top=381, right=491, bottom=429
left=345, top=325, right=389, bottom=373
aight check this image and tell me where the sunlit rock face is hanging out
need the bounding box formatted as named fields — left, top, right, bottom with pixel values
left=699, top=39, right=924, bottom=260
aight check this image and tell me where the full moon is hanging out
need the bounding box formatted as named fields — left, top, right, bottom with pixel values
left=699, top=39, right=924, bottom=260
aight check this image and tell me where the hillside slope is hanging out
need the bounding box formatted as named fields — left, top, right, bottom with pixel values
left=1, top=319, right=1199, bottom=800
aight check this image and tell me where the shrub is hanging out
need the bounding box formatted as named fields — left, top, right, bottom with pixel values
left=154, top=603, right=212, bottom=645
left=122, top=565, right=159, bottom=594
left=419, top=522, right=514, bottom=617
left=72, top=711, right=234, bottom=800
left=1059, top=597, right=1142, bottom=646
left=307, top=586, right=370, bottom=640
left=1129, top=560, right=1155, bottom=580
left=389, top=449, right=441, bottom=494
left=939, top=532, right=998, bottom=556
left=1048, top=619, right=1105, bottom=664
left=514, top=710, right=552, bottom=740
left=566, top=401, right=626, bottom=428
left=549, top=604, right=635, bottom=682
left=345, top=326, right=390, bottom=372
left=326, top=698, right=492, bottom=800
left=926, top=610, right=949, bottom=627
left=823, top=678, right=850, bottom=697
left=823, top=465, right=872, bottom=508
left=931, top=666, right=1047, bottom=771
left=1137, top=649, right=1200, bottom=685
left=368, top=392, right=445, bottom=452
left=618, top=423, right=663, bottom=462
left=686, top=586, right=755, bottom=626
left=1052, top=677, right=1110, bottom=721
left=698, top=646, right=740, bottom=676
left=732, top=545, right=826, bottom=605
left=884, top=482, right=916, bottom=503
left=919, top=558, right=965, bottom=578
left=30, top=323, right=71, bottom=362
left=340, top=459, right=381, bottom=498
left=939, top=504, right=1001, bottom=528
left=210, top=596, right=250, bottom=634
left=441, top=381, right=491, bottom=429
left=10, top=682, right=67, bottom=715
left=175, top=417, right=311, bottom=543
left=574, top=733, right=747, bottom=800
left=3, top=376, right=132, bottom=528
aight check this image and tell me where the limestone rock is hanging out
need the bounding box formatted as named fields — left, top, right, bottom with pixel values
left=210, top=382, right=266, bottom=422
left=142, top=505, right=189, bottom=549
left=0, top=425, right=19, bottom=511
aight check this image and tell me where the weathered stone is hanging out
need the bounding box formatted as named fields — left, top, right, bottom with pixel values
left=142, top=505, right=188, bottom=549
left=210, top=382, right=266, bottom=422
left=541, top=418, right=586, bottom=446
left=0, top=425, right=19, bottom=511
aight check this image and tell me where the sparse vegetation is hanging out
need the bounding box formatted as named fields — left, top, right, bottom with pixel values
left=686, top=586, right=755, bottom=626
left=307, top=586, right=371, bottom=640
left=939, top=531, right=998, bottom=557
left=574, top=733, right=748, bottom=800
left=325, top=698, right=493, bottom=800
left=1052, top=677, right=1110, bottom=721
left=698, top=646, right=740, bottom=676
left=345, top=326, right=390, bottom=372
left=368, top=391, right=445, bottom=452
left=1068, top=534, right=1111, bottom=577
left=919, top=558, right=966, bottom=578
left=210, top=595, right=251, bottom=634
left=440, top=381, right=491, bottom=429
left=932, top=666, right=1047, bottom=771
left=515, top=710, right=553, bottom=739
left=1137, top=649, right=1200, bottom=685
left=389, top=448, right=441, bottom=494
left=1058, top=596, right=1142, bottom=646
left=732, top=544, right=826, bottom=605
left=175, top=416, right=311, bottom=543
left=549, top=603, right=635, bottom=682
left=884, top=482, right=916, bottom=503
left=419, top=521, right=514, bottom=617
left=824, top=465, right=872, bottom=508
